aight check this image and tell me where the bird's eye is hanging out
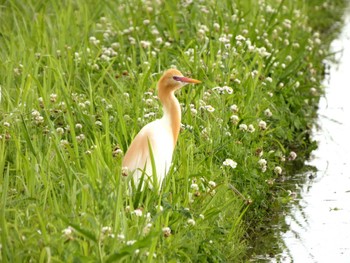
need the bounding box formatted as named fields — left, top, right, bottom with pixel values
left=173, top=76, right=182, bottom=82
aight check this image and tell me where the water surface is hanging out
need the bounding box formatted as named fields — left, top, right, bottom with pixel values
left=277, top=7, right=350, bottom=263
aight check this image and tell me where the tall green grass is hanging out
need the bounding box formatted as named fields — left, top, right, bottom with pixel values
left=0, top=0, right=345, bottom=261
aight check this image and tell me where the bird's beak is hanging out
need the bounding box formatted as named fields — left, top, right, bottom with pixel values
left=173, top=76, right=201, bottom=84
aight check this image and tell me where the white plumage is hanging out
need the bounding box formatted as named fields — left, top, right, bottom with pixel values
left=122, top=69, right=201, bottom=189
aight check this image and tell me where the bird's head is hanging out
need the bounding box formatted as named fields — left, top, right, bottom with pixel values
left=158, top=69, right=201, bottom=92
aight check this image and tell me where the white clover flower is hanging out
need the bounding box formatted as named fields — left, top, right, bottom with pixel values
left=213, top=22, right=220, bottom=31
left=223, top=86, right=233, bottom=94
left=258, top=159, right=267, bottom=167
left=156, top=205, right=163, bottom=212
left=113, top=148, right=123, bottom=157
left=121, top=167, right=129, bottom=177
left=266, top=77, right=273, bottom=83
left=3, top=122, right=10, bottom=128
left=162, top=227, right=171, bottom=237
left=56, top=127, right=64, bottom=135
left=199, top=214, right=205, bottom=220
left=95, top=120, right=103, bottom=126
left=144, top=112, right=156, bottom=119
left=205, top=105, right=215, bottom=112
left=248, top=43, right=256, bottom=51
left=310, top=87, right=317, bottom=96
left=103, top=32, right=110, bottom=40
left=156, top=37, right=163, bottom=45
left=89, top=36, right=98, bottom=45
left=102, top=226, right=112, bottom=234
left=126, top=240, right=136, bottom=246
left=289, top=151, right=297, bottom=160
left=50, top=93, right=57, bottom=102
left=190, top=183, right=199, bottom=191
left=218, top=34, right=230, bottom=43
left=208, top=181, right=216, bottom=188
left=223, top=158, right=237, bottom=169
left=143, top=223, right=152, bottom=235
left=274, top=166, right=282, bottom=175
left=264, top=108, right=273, bottom=117
left=235, top=35, right=246, bottom=41
left=257, top=47, right=271, bottom=57
left=258, top=159, right=267, bottom=172
left=258, top=120, right=267, bottom=130
left=230, top=115, right=239, bottom=125
left=314, top=38, right=321, bottom=45
left=128, top=37, right=136, bottom=45
left=198, top=28, right=206, bottom=37
left=190, top=108, right=198, bottom=115
left=133, top=208, right=143, bottom=217
left=187, top=219, right=196, bottom=226
left=151, top=27, right=159, bottom=35
left=212, top=86, right=224, bottom=94
left=62, top=226, right=74, bottom=238
left=239, top=123, right=248, bottom=131
left=76, top=133, right=85, bottom=142
left=100, top=54, right=110, bottom=62
left=292, top=42, right=300, bottom=48
left=145, top=98, right=153, bottom=106
left=283, top=19, right=292, bottom=29
left=230, top=104, right=239, bottom=112
left=251, top=70, right=259, bottom=78
left=117, top=234, right=125, bottom=240
left=248, top=124, right=255, bottom=133
left=60, top=139, right=69, bottom=147
left=140, top=40, right=151, bottom=49
left=111, top=42, right=120, bottom=50
left=78, top=102, right=85, bottom=108
left=91, top=63, right=100, bottom=71
left=100, top=16, right=107, bottom=23
left=34, top=115, right=44, bottom=124
left=58, top=101, right=66, bottom=108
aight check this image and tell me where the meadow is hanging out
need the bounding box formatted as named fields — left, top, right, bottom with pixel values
left=0, top=0, right=345, bottom=261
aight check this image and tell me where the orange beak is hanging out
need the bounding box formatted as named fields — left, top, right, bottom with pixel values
left=173, top=76, right=201, bottom=84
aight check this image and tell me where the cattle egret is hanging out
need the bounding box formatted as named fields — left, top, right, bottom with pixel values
left=122, top=69, right=201, bottom=188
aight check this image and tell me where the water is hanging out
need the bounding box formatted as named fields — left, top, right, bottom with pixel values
left=276, top=8, right=350, bottom=263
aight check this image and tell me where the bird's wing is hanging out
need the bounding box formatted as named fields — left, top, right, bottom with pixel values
left=122, top=120, right=173, bottom=187
left=122, top=125, right=150, bottom=174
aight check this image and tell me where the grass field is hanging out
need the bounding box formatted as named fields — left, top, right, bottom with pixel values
left=0, top=0, right=345, bottom=261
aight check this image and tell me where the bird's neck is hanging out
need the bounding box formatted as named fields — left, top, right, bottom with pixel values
left=158, top=89, right=181, bottom=147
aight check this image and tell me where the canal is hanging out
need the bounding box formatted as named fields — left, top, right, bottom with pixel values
left=252, top=5, right=350, bottom=263
left=278, top=7, right=350, bottom=262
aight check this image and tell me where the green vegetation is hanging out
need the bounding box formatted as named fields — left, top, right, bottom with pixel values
left=0, top=0, right=345, bottom=261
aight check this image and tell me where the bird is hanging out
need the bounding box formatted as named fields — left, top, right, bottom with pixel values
left=122, top=69, right=201, bottom=189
